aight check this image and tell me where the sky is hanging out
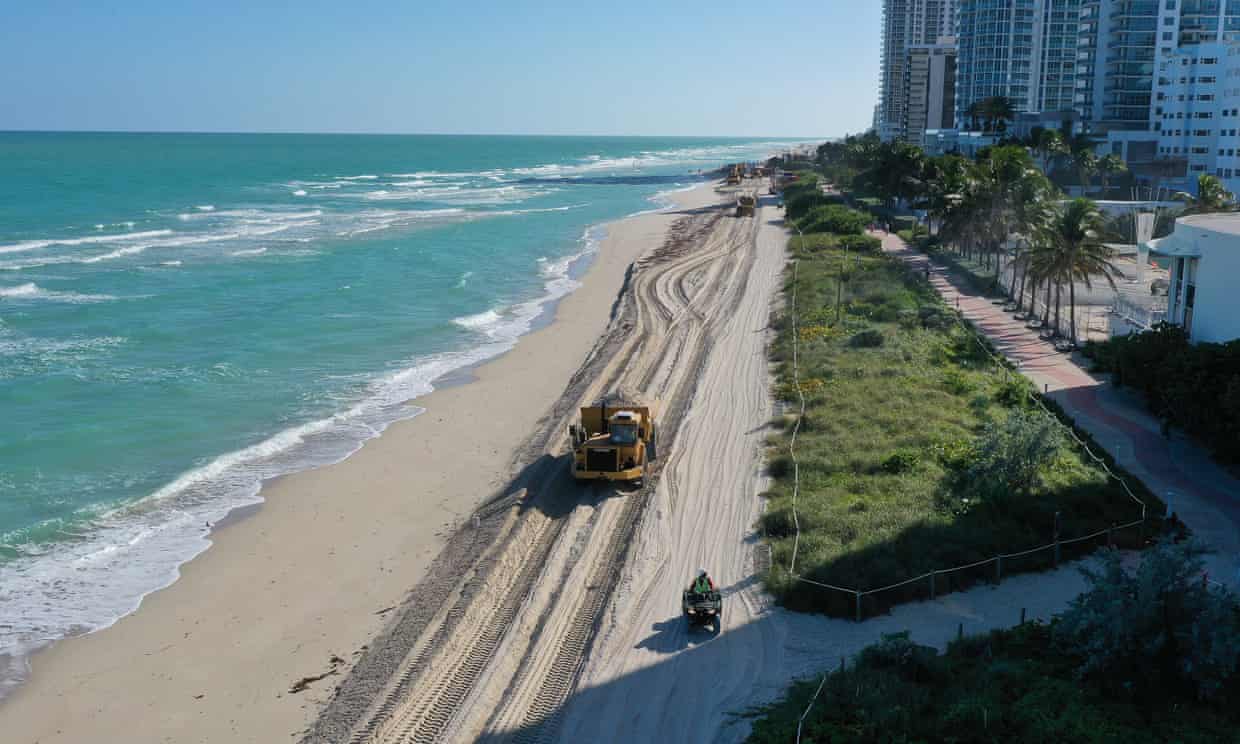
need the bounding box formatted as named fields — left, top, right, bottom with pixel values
left=0, top=1, right=881, bottom=138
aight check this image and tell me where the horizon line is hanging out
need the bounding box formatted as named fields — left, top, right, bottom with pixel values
left=0, top=128, right=830, bottom=140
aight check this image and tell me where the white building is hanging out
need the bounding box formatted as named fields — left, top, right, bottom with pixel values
left=1076, top=0, right=1240, bottom=133
left=1146, top=212, right=1240, bottom=344
left=1155, top=41, right=1240, bottom=197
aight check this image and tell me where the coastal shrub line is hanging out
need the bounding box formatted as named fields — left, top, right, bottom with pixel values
left=1084, top=323, right=1240, bottom=463
left=762, top=238, right=1161, bottom=617
left=745, top=542, right=1240, bottom=743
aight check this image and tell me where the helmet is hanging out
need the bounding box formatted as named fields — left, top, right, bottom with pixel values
left=698, top=569, right=708, bottom=578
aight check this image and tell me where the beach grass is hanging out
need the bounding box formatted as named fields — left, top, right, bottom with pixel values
left=761, top=239, right=1160, bottom=617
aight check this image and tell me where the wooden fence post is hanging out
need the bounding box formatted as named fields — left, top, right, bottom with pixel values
left=995, top=556, right=1002, bottom=584
left=1020, top=607, right=1026, bottom=625
left=854, top=591, right=863, bottom=623
left=929, top=571, right=936, bottom=600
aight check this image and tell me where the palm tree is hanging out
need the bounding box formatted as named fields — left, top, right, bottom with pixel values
left=1034, top=129, right=1069, bottom=174
left=1176, top=174, right=1238, bottom=214
left=922, top=155, right=969, bottom=236
left=963, top=97, right=1016, bottom=134
left=1034, top=198, right=1122, bottom=342
left=982, top=97, right=1017, bottom=134
left=1073, top=150, right=1099, bottom=195
left=1097, top=154, right=1127, bottom=196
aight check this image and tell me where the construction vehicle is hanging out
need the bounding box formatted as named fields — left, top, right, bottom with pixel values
left=726, top=164, right=742, bottom=185
left=735, top=193, right=756, bottom=217
left=569, top=400, right=655, bottom=484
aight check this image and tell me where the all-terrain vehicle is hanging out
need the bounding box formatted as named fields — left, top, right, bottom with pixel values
left=682, top=585, right=722, bottom=630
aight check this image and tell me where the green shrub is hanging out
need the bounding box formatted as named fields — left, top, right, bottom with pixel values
left=797, top=204, right=869, bottom=235
left=1056, top=541, right=1240, bottom=704
left=836, top=233, right=882, bottom=252
left=962, top=409, right=1064, bottom=503
left=785, top=193, right=827, bottom=221
left=746, top=614, right=1240, bottom=743
left=789, top=233, right=837, bottom=255
left=1106, top=323, right=1240, bottom=462
left=848, top=329, right=884, bottom=348
left=881, top=450, right=921, bottom=474
left=941, top=368, right=975, bottom=394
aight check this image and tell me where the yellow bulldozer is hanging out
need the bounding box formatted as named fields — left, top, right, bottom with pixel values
left=735, top=193, right=756, bottom=217
left=569, top=401, right=655, bottom=484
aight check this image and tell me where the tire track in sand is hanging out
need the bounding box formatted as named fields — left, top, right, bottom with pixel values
left=308, top=188, right=758, bottom=744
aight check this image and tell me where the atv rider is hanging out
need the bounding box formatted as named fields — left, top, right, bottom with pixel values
left=688, top=570, right=716, bottom=596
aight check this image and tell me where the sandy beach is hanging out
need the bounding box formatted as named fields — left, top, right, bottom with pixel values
left=0, top=182, right=726, bottom=744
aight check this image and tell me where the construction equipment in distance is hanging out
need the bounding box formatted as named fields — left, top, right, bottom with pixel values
left=569, top=400, right=655, bottom=484
left=726, top=164, right=742, bottom=185
left=735, top=193, right=756, bottom=217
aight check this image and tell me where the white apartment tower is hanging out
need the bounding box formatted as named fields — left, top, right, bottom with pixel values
left=880, top=0, right=958, bottom=141
left=1155, top=41, right=1240, bottom=196
left=1077, top=0, right=1240, bottom=133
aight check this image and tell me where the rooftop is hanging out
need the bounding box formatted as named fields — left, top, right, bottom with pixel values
left=1178, top=212, right=1240, bottom=237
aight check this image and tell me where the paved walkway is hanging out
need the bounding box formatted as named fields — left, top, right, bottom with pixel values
left=878, top=231, right=1240, bottom=587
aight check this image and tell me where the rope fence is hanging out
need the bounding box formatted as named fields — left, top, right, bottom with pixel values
left=779, top=238, right=1156, bottom=621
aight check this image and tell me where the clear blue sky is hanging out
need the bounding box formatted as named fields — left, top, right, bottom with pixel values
left=1, top=1, right=881, bottom=137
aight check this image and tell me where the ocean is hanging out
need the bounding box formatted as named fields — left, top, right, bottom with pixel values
left=0, top=132, right=797, bottom=692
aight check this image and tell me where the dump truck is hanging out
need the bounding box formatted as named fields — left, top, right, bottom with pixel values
left=569, top=401, right=655, bottom=484
left=735, top=193, right=756, bottom=217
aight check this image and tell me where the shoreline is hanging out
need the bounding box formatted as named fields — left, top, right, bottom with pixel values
left=0, top=181, right=727, bottom=743
left=0, top=182, right=690, bottom=701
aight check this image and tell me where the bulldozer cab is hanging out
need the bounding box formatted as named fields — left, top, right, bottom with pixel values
left=607, top=412, right=640, bottom=445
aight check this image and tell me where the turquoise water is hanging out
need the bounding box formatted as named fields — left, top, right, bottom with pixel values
left=0, top=132, right=795, bottom=688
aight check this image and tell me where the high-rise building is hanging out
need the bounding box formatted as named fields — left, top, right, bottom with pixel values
left=906, top=38, right=959, bottom=140
left=955, top=0, right=1036, bottom=124
left=1154, top=41, right=1240, bottom=196
left=879, top=0, right=958, bottom=141
left=1076, top=0, right=1240, bottom=133
left=954, top=0, right=1083, bottom=127
left=1036, top=0, right=1085, bottom=112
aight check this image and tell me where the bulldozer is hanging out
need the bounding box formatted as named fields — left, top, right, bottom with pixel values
left=569, top=400, right=655, bottom=484
left=735, top=193, right=756, bottom=217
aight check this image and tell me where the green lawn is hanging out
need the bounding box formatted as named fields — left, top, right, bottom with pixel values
left=762, top=239, right=1160, bottom=617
